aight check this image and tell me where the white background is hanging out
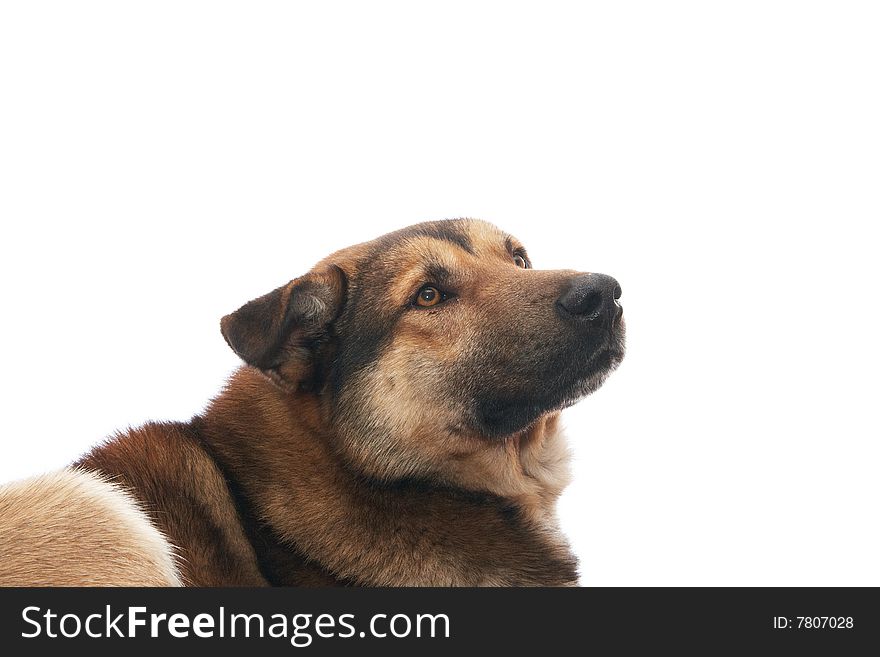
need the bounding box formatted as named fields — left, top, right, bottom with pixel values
left=1, top=2, right=877, bottom=586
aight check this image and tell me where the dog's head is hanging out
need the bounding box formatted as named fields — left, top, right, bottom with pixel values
left=221, top=219, right=625, bottom=484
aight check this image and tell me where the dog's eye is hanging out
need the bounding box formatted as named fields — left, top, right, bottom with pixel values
left=513, top=253, right=529, bottom=268
left=414, top=285, right=447, bottom=308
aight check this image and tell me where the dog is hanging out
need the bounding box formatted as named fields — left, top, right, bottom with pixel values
left=0, top=218, right=625, bottom=586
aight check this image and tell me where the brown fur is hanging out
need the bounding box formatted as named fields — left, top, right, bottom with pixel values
left=2, top=219, right=625, bottom=586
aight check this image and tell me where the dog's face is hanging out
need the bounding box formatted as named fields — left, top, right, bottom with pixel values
left=221, top=219, right=625, bottom=483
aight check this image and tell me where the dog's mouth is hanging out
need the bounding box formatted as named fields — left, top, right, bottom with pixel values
left=474, top=328, right=626, bottom=439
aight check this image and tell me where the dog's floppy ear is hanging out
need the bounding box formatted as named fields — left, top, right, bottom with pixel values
left=220, top=265, right=346, bottom=388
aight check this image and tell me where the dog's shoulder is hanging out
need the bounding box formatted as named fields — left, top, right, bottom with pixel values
left=77, top=421, right=269, bottom=586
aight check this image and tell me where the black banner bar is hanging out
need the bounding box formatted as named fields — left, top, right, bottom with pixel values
left=0, top=588, right=876, bottom=654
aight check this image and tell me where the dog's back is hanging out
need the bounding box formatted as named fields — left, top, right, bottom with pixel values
left=0, top=468, right=182, bottom=586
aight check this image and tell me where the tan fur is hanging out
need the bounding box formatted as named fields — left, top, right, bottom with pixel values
left=0, top=469, right=182, bottom=586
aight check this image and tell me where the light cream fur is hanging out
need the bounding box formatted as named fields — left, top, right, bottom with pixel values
left=0, top=468, right=182, bottom=586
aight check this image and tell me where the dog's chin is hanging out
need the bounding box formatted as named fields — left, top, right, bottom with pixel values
left=561, top=345, right=624, bottom=407
left=474, top=333, right=626, bottom=439
left=565, top=324, right=626, bottom=403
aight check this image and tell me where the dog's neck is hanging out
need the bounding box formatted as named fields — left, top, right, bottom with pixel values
left=440, top=413, right=572, bottom=522
left=197, top=367, right=578, bottom=586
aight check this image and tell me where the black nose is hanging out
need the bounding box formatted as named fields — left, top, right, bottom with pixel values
left=556, top=273, right=622, bottom=326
